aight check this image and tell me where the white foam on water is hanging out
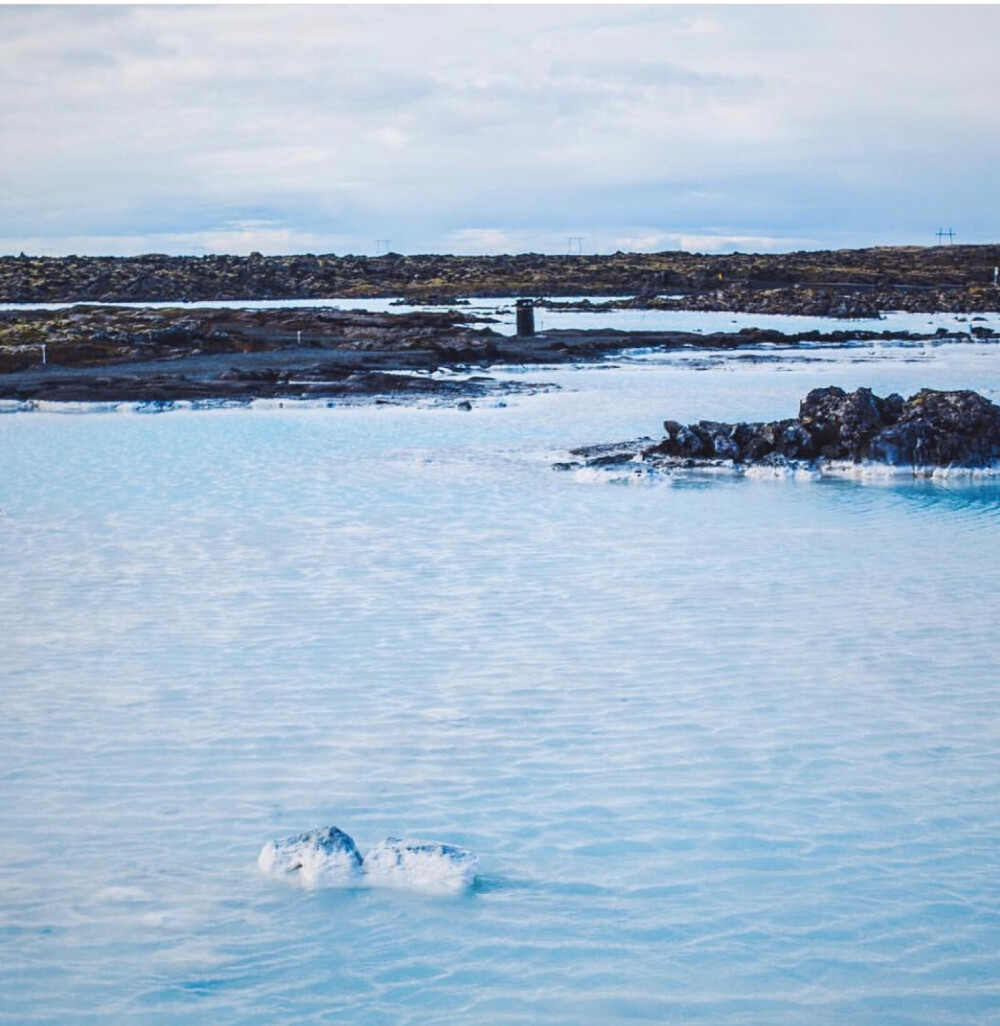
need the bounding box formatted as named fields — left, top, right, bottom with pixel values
left=568, top=465, right=651, bottom=486
left=362, top=838, right=480, bottom=894
left=816, top=459, right=1000, bottom=480
left=30, top=399, right=123, bottom=415
left=575, top=459, right=1000, bottom=486
left=740, top=462, right=821, bottom=480
left=572, top=462, right=824, bottom=485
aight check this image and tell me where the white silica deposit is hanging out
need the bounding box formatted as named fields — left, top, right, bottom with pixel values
left=257, top=826, right=364, bottom=887
left=258, top=827, right=479, bottom=893
left=362, top=837, right=480, bottom=893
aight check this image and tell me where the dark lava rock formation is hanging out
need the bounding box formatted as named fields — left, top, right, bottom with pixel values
left=0, top=305, right=498, bottom=374
left=0, top=306, right=541, bottom=404
left=0, top=304, right=983, bottom=377
left=561, top=388, right=1000, bottom=474
left=3, top=244, right=1000, bottom=314
left=8, top=303, right=976, bottom=405
left=1, top=304, right=996, bottom=408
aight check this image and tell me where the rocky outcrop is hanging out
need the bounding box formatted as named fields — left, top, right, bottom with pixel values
left=257, top=826, right=364, bottom=886
left=562, top=388, right=1000, bottom=474
left=257, top=825, right=479, bottom=891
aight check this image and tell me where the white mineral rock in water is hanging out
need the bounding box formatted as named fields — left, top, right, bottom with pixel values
left=258, top=826, right=479, bottom=892
left=257, top=826, right=364, bottom=887
left=362, top=837, right=479, bottom=893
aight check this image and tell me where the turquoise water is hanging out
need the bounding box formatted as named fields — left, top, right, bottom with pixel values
left=3, top=338, right=1000, bottom=1024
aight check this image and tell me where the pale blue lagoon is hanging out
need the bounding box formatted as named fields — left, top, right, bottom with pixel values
left=3, top=335, right=1000, bottom=1024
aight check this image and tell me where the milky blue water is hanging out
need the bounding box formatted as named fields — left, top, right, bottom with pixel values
left=4, top=294, right=1000, bottom=337
left=3, top=336, right=1000, bottom=1024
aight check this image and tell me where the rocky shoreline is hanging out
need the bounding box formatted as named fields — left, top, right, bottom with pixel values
left=3, top=244, right=1000, bottom=314
left=558, top=388, right=1000, bottom=477
left=5, top=303, right=990, bottom=405
left=0, top=367, right=552, bottom=409
left=0, top=306, right=497, bottom=374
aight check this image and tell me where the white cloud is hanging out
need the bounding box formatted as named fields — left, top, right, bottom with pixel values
left=2, top=5, right=999, bottom=255
left=675, top=233, right=818, bottom=256
left=0, top=223, right=364, bottom=259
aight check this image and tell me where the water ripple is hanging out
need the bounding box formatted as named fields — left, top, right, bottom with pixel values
left=3, top=369, right=1000, bottom=1024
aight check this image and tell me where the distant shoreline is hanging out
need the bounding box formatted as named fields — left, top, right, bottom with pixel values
left=3, top=244, right=1000, bottom=315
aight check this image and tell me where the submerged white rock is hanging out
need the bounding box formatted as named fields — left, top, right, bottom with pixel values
left=257, top=826, right=364, bottom=887
left=363, top=837, right=480, bottom=893
left=258, top=827, right=479, bottom=892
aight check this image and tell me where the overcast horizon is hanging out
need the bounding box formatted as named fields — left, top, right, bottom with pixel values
left=3, top=4, right=999, bottom=258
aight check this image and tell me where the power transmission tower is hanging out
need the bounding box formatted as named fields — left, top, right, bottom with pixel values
left=936, top=228, right=955, bottom=245
left=375, top=239, right=391, bottom=255
left=566, top=236, right=584, bottom=256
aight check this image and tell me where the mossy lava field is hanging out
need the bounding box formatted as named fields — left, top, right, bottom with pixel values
left=2, top=245, right=1000, bottom=314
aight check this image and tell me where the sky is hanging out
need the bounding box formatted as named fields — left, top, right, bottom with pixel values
left=2, top=3, right=999, bottom=257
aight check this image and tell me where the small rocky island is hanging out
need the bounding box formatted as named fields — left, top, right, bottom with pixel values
left=559, top=388, right=1000, bottom=477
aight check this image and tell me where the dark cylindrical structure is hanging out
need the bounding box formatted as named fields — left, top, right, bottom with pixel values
left=515, top=299, right=535, bottom=337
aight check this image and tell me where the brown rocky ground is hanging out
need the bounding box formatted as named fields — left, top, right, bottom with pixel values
left=2, top=245, right=1000, bottom=312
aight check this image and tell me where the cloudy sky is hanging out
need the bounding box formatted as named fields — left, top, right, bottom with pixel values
left=2, top=4, right=999, bottom=256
